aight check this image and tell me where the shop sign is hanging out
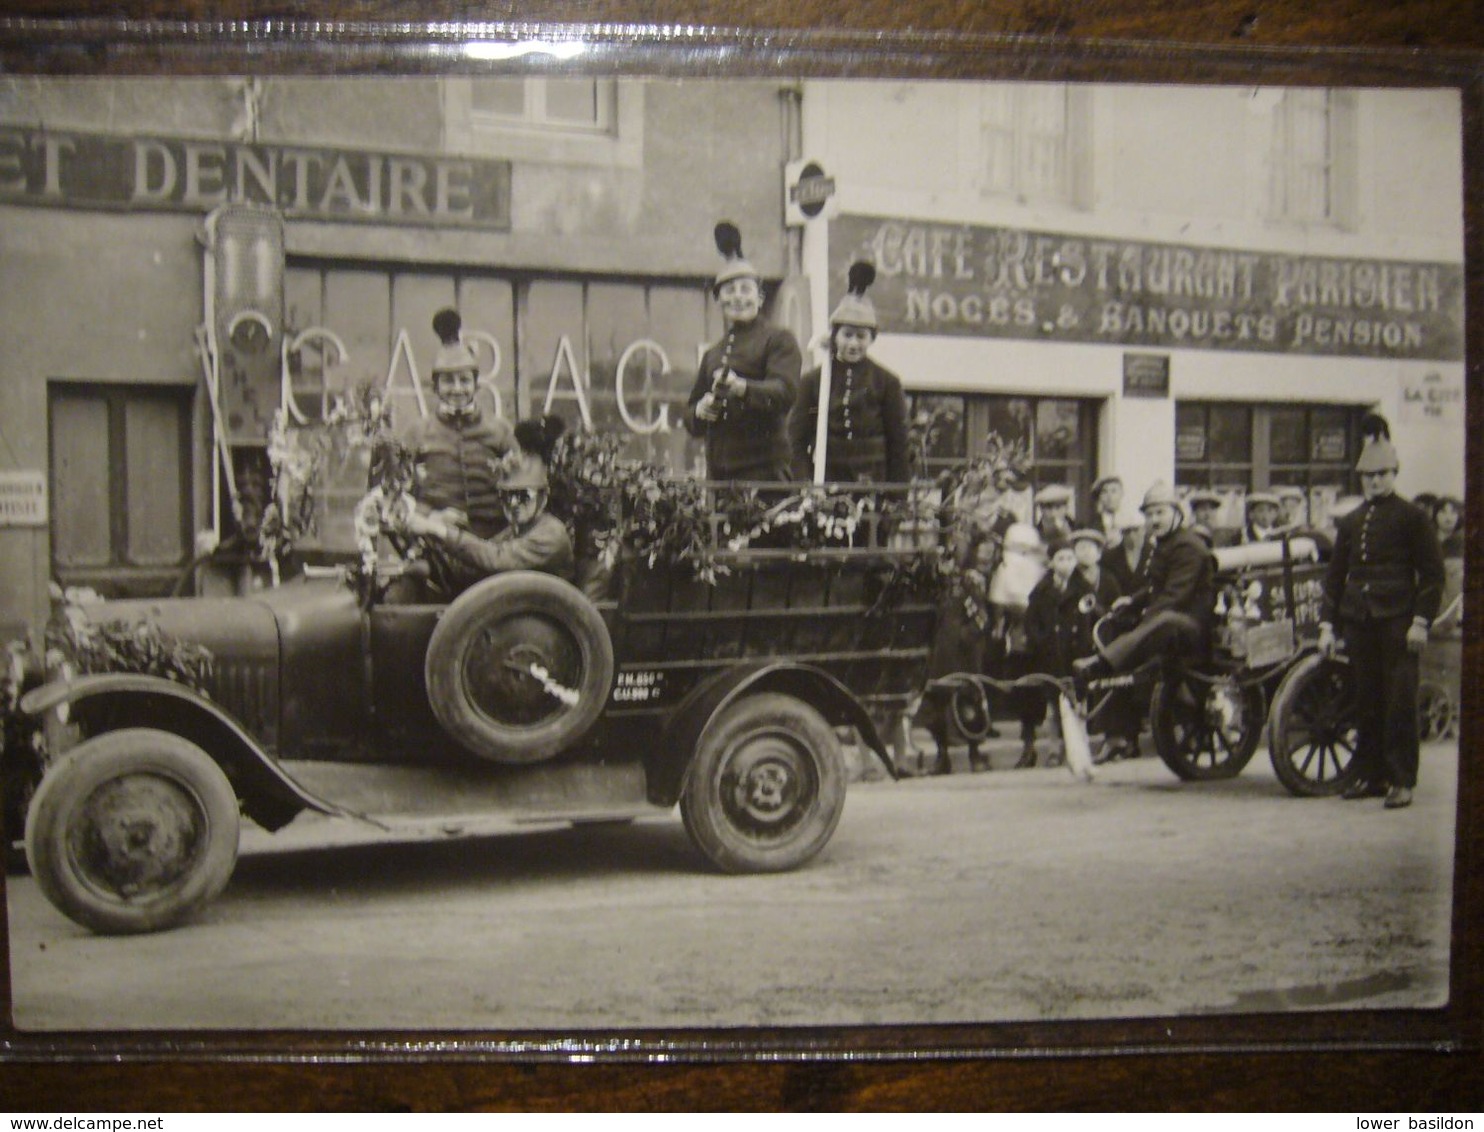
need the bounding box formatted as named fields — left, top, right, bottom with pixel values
left=1175, top=429, right=1206, bottom=462
left=829, top=214, right=1465, bottom=362
left=0, top=471, right=47, bottom=527
left=1122, top=353, right=1170, bottom=398
left=784, top=160, right=837, bottom=226
left=0, top=129, right=511, bottom=229
left=1399, top=370, right=1465, bottom=426
left=1312, top=427, right=1348, bottom=462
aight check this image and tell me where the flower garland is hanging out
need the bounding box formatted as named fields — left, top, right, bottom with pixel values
left=261, top=382, right=395, bottom=578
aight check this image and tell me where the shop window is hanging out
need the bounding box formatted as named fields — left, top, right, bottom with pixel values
left=909, top=392, right=1097, bottom=509
left=49, top=383, right=193, bottom=598
left=442, top=78, right=643, bottom=167
left=1268, top=89, right=1358, bottom=228
left=1176, top=400, right=1367, bottom=524
left=980, top=84, right=1092, bottom=208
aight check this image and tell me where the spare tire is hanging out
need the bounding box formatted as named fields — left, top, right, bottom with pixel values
left=425, top=571, right=615, bottom=763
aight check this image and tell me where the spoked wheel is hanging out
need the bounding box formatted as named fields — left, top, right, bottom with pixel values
left=1268, top=654, right=1361, bottom=796
left=1418, top=681, right=1457, bottom=742
left=25, top=729, right=240, bottom=934
left=681, top=692, right=846, bottom=874
left=1151, top=669, right=1265, bottom=781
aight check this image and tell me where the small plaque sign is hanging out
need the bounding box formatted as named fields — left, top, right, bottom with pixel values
left=1123, top=352, right=1171, bottom=398
left=0, top=471, right=47, bottom=527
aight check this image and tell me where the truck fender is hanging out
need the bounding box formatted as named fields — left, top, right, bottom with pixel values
left=647, top=662, right=895, bottom=807
left=20, top=674, right=346, bottom=831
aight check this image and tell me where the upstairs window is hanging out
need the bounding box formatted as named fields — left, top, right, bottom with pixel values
left=1268, top=89, right=1358, bottom=228
left=469, top=78, right=617, bottom=134
left=980, top=84, right=1092, bottom=208
left=444, top=78, right=641, bottom=167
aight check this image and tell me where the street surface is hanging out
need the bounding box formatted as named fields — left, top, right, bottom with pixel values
left=6, top=740, right=1457, bottom=1032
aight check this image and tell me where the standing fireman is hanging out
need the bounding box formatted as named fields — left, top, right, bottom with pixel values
left=790, top=261, right=910, bottom=484
left=1318, top=428, right=1445, bottom=810
left=686, top=222, right=801, bottom=482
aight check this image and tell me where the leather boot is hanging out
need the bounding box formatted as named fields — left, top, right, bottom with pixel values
left=1014, top=741, right=1037, bottom=769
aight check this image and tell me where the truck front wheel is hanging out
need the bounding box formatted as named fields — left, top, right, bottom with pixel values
left=680, top=693, right=846, bottom=874
left=26, top=729, right=240, bottom=935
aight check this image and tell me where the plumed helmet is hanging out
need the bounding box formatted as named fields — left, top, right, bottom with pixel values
left=431, top=308, right=478, bottom=376
left=712, top=221, right=760, bottom=293
left=1141, top=480, right=1181, bottom=512
left=1355, top=437, right=1400, bottom=473
left=829, top=261, right=879, bottom=330
left=499, top=451, right=549, bottom=491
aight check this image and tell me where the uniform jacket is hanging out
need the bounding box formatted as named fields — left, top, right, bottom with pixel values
left=685, top=318, right=801, bottom=480
left=444, top=510, right=574, bottom=581
left=789, top=357, right=909, bottom=482
left=1131, top=525, right=1216, bottom=623
left=1322, top=493, right=1445, bottom=625
left=407, top=408, right=515, bottom=539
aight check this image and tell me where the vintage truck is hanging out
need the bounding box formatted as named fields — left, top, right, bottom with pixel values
left=11, top=526, right=936, bottom=936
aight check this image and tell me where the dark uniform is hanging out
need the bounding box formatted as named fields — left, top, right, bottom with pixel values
left=1322, top=492, right=1445, bottom=791
left=1100, top=525, right=1215, bottom=672
left=685, top=318, right=801, bottom=482
left=789, top=358, right=909, bottom=483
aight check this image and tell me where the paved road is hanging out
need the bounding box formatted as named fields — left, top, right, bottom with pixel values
left=6, top=742, right=1457, bottom=1033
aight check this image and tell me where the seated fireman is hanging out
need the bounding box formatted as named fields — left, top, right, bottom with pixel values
left=1073, top=481, right=1216, bottom=685
left=404, top=415, right=574, bottom=583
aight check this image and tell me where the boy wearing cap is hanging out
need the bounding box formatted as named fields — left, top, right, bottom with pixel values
left=407, top=309, right=516, bottom=543
left=686, top=222, right=801, bottom=482
left=1035, top=483, right=1074, bottom=546
left=1318, top=426, right=1445, bottom=810
left=789, top=262, right=909, bottom=484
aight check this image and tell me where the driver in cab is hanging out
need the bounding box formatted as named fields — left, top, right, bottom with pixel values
left=403, top=415, right=574, bottom=584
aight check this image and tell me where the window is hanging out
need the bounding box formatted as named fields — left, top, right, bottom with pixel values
left=980, top=84, right=1092, bottom=208
left=443, top=79, right=643, bottom=168
left=49, top=383, right=193, bottom=598
left=1176, top=400, right=1369, bottom=524
left=469, top=78, right=616, bottom=133
left=1268, top=89, right=1358, bottom=227
left=908, top=391, right=1098, bottom=509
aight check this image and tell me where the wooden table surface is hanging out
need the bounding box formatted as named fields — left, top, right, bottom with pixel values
left=0, top=0, right=1480, bottom=1111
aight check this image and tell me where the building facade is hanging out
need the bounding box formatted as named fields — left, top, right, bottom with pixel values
left=798, top=81, right=1465, bottom=526
left=0, top=77, right=797, bottom=633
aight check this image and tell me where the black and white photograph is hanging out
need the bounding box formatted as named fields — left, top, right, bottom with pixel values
left=0, top=72, right=1467, bottom=1042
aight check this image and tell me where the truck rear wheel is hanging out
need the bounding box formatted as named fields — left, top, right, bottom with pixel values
left=1268, top=653, right=1361, bottom=797
left=26, top=729, right=240, bottom=935
left=681, top=692, right=846, bottom=874
left=1151, top=670, right=1264, bottom=781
